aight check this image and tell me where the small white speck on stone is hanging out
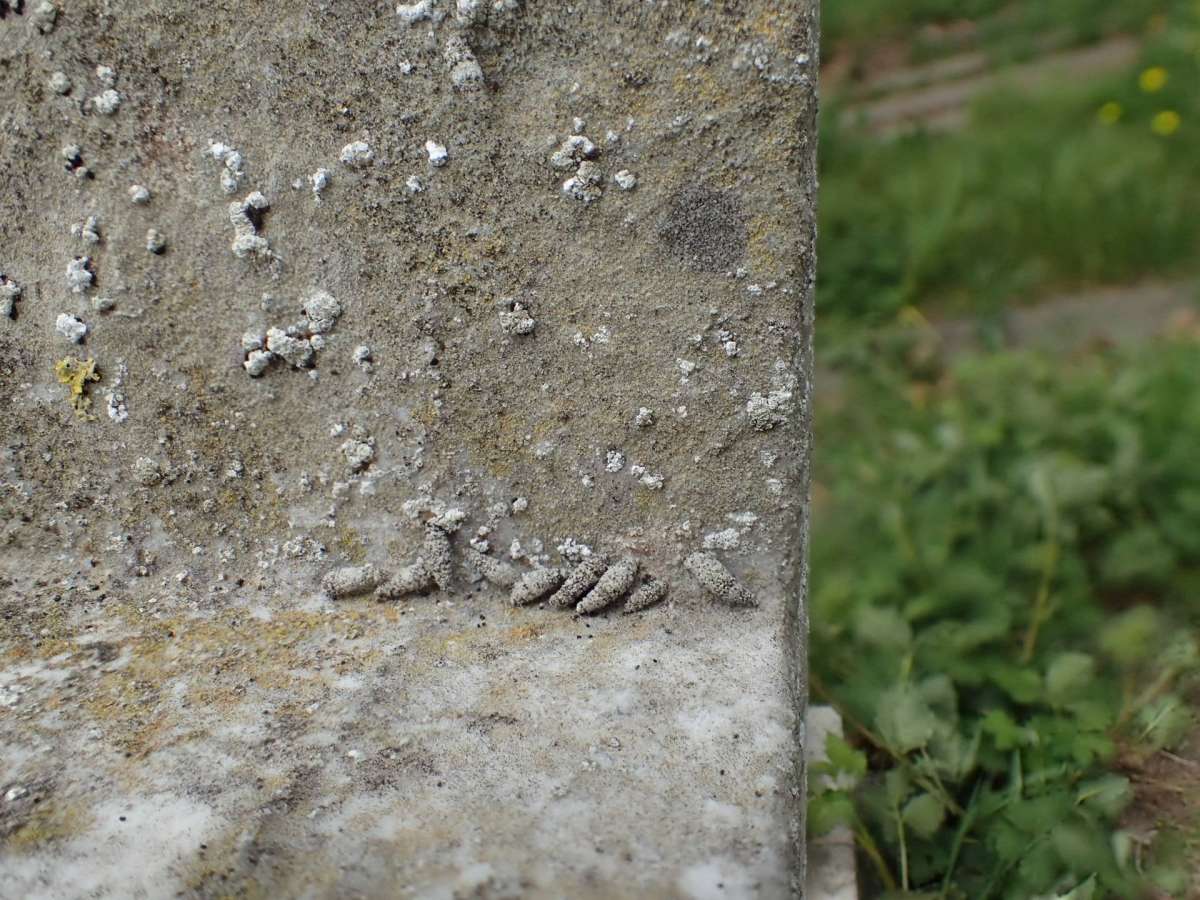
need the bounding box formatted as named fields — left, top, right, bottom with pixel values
left=511, top=497, right=528, bottom=513
left=425, top=140, right=449, bottom=167
left=265, top=328, right=314, bottom=368
left=302, top=289, right=343, bottom=334
left=133, top=456, right=161, bottom=486
left=340, top=141, right=374, bottom=167
left=91, top=295, right=115, bottom=313
left=92, top=89, right=121, bottom=116
left=105, top=390, right=128, bottom=423
left=231, top=233, right=268, bottom=258
left=55, top=313, right=88, bottom=343
left=0, top=273, right=23, bottom=319
left=746, top=389, right=793, bottom=431
left=70, top=216, right=102, bottom=244
left=406, top=175, right=424, bottom=193
left=95, top=65, right=117, bottom=87
left=145, top=229, right=167, bottom=254
left=562, top=161, right=602, bottom=203
left=715, top=331, right=734, bottom=360
left=605, top=450, right=625, bottom=473
left=243, top=350, right=274, bottom=377
left=241, top=331, right=264, bottom=352
left=353, top=345, right=372, bottom=368
left=549, top=135, right=597, bottom=170
left=33, top=1, right=57, bottom=34
left=128, top=184, right=151, bottom=204
left=499, top=300, right=535, bottom=336
left=65, top=257, right=93, bottom=293
left=229, top=191, right=271, bottom=258
left=208, top=141, right=245, bottom=194
left=634, top=407, right=656, bottom=428
left=396, top=0, right=440, bottom=25
left=639, top=471, right=665, bottom=491
left=49, top=71, right=72, bottom=94
left=614, top=169, right=637, bottom=190
left=445, top=35, right=484, bottom=90
left=340, top=439, right=374, bottom=473
left=455, top=0, right=485, bottom=24
left=310, top=168, right=331, bottom=200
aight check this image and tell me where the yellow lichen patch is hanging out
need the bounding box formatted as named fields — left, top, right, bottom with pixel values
left=747, top=212, right=785, bottom=273
left=503, top=623, right=546, bottom=642
left=53, top=356, right=100, bottom=419
left=4, top=800, right=94, bottom=850
left=336, top=527, right=368, bottom=564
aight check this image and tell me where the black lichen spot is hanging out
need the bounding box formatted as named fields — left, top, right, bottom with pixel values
left=659, top=186, right=747, bottom=273
left=0, top=1, right=26, bottom=19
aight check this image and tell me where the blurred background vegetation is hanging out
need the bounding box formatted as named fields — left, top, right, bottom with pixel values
left=810, top=2, right=1200, bottom=897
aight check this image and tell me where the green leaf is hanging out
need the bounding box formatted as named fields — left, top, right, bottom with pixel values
left=902, top=792, right=945, bottom=838
left=823, top=733, right=867, bottom=782
left=986, top=664, right=1043, bottom=704
left=1098, top=606, right=1160, bottom=666
left=1075, top=775, right=1131, bottom=819
left=1136, top=695, right=1194, bottom=752
left=1045, top=653, right=1096, bottom=708
left=1052, top=874, right=1097, bottom=900
left=1099, top=525, right=1176, bottom=588
left=853, top=605, right=913, bottom=649
left=808, top=790, right=856, bottom=837
left=982, top=709, right=1037, bottom=751
left=876, top=684, right=941, bottom=753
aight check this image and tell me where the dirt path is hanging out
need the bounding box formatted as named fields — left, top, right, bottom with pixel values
left=835, top=34, right=1141, bottom=135
left=817, top=279, right=1198, bottom=395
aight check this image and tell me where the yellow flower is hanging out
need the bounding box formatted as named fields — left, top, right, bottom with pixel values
left=1139, top=66, right=1169, bottom=92
left=1152, top=110, right=1182, bottom=136
left=1097, top=102, right=1122, bottom=125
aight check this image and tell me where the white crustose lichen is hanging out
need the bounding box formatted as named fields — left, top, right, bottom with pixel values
left=340, top=141, right=374, bottom=167
left=66, top=257, right=94, bottom=293
left=55, top=313, right=87, bottom=344
left=0, top=273, right=21, bottom=319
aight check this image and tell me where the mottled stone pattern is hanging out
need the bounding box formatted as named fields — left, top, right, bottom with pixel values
left=0, top=1, right=816, bottom=897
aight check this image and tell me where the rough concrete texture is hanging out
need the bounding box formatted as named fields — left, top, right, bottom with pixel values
left=0, top=2, right=816, bottom=897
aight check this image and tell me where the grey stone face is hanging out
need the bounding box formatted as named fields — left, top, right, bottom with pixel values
left=0, top=2, right=816, bottom=897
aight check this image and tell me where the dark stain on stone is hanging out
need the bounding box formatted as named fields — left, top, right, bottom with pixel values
left=658, top=186, right=747, bottom=273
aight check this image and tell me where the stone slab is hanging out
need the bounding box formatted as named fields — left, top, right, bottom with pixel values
left=0, top=2, right=817, bottom=897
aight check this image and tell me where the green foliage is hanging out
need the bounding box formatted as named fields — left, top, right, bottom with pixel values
left=810, top=338, right=1200, bottom=897
left=818, top=2, right=1200, bottom=340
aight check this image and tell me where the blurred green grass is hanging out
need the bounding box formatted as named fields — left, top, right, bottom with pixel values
left=818, top=2, right=1200, bottom=342
left=811, top=2, right=1200, bottom=896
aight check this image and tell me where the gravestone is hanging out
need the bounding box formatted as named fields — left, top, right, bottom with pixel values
left=0, top=2, right=817, bottom=897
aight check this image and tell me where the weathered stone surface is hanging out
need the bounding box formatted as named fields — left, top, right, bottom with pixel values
left=0, top=2, right=816, bottom=897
